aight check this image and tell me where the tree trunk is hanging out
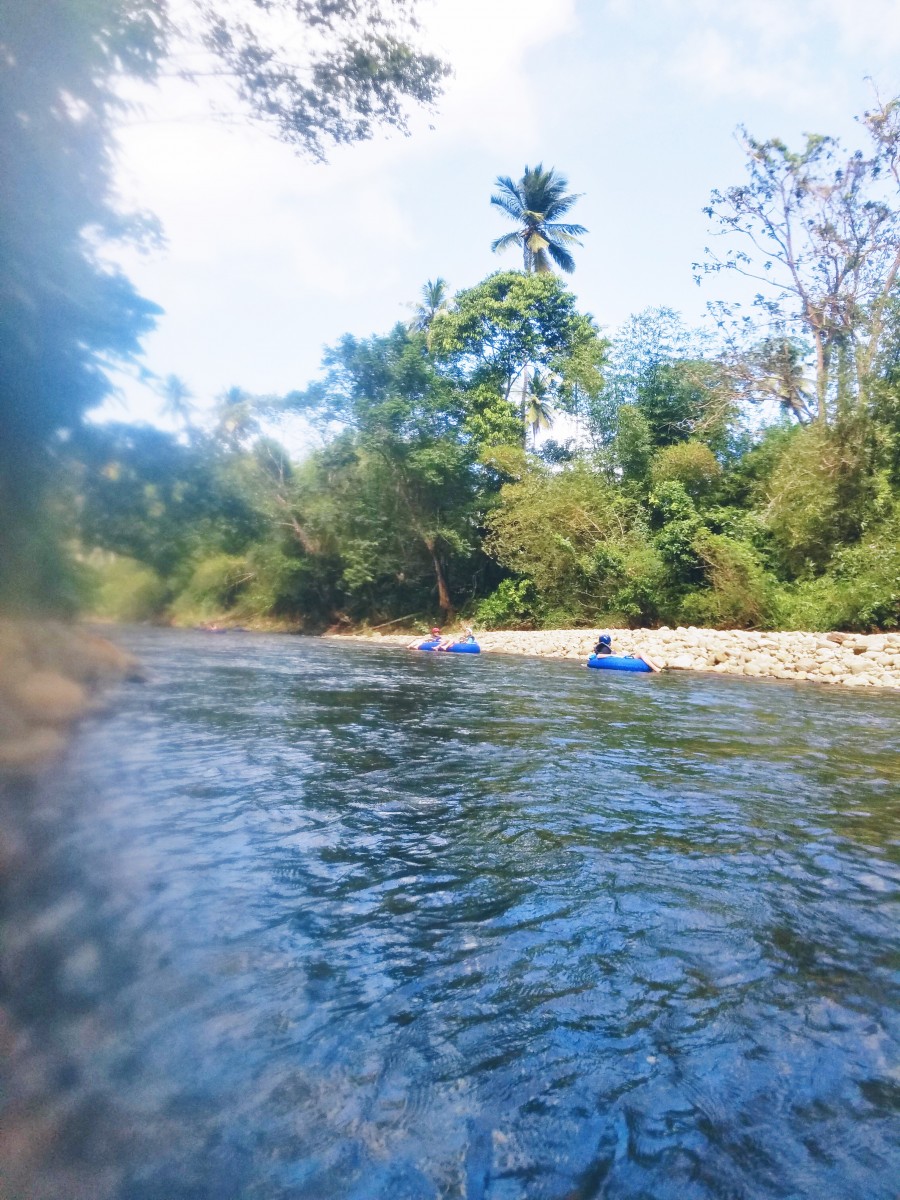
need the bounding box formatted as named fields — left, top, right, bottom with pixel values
left=424, top=536, right=453, bottom=615
left=813, top=329, right=828, bottom=423
left=520, top=365, right=530, bottom=446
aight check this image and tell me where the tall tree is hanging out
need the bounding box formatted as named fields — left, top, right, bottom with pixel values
left=430, top=272, right=605, bottom=446
left=490, top=164, right=587, bottom=274
left=0, top=0, right=447, bottom=608
left=287, top=327, right=480, bottom=615
left=699, top=94, right=900, bottom=423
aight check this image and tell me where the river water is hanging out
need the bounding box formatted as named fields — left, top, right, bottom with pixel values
left=1, top=629, right=898, bottom=1199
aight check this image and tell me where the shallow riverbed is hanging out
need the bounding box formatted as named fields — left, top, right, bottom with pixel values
left=2, top=629, right=898, bottom=1199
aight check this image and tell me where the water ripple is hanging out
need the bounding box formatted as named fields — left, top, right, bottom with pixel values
left=1, top=629, right=897, bottom=1199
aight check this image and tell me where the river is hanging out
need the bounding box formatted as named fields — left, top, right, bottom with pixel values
left=1, top=628, right=898, bottom=1199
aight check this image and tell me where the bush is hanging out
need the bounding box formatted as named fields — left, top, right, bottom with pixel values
left=484, top=463, right=649, bottom=622
left=650, top=441, right=721, bottom=496
left=90, top=557, right=168, bottom=622
left=764, top=420, right=877, bottom=572
left=185, top=554, right=250, bottom=608
left=475, top=578, right=541, bottom=629
left=239, top=544, right=343, bottom=625
left=168, top=553, right=252, bottom=624
left=679, top=533, right=774, bottom=628
left=773, top=516, right=900, bottom=631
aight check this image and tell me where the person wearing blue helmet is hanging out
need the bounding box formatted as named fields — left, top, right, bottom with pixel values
left=592, top=632, right=662, bottom=672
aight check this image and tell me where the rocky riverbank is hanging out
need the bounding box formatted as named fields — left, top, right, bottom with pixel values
left=0, top=620, right=143, bottom=773
left=327, top=626, right=900, bottom=690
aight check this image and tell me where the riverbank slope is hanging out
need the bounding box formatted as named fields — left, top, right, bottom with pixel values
left=326, top=626, right=900, bottom=690
left=0, top=620, right=143, bottom=772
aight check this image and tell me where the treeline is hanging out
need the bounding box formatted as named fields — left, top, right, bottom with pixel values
left=3, top=0, right=899, bottom=634
left=77, top=269, right=900, bottom=633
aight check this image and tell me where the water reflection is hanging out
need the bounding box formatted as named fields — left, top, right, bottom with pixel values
left=1, top=630, right=897, bottom=1199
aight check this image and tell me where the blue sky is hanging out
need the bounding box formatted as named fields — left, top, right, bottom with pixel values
left=106, top=0, right=900, bottom=431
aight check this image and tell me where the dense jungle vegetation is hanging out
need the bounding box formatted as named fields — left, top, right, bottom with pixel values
left=3, top=3, right=900, bottom=632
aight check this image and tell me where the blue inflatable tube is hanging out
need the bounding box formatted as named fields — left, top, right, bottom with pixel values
left=416, top=639, right=481, bottom=654
left=587, top=653, right=652, bottom=673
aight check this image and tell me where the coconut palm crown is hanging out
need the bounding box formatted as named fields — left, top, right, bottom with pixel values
left=490, top=164, right=587, bottom=273
left=525, top=369, right=554, bottom=447
left=408, top=278, right=450, bottom=333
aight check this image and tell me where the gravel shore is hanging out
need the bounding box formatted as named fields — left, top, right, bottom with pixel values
left=326, top=626, right=900, bottom=691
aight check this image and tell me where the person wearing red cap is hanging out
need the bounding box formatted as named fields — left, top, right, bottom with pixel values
left=407, top=626, right=442, bottom=650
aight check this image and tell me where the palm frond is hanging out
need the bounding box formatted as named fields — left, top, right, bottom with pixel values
left=544, top=222, right=587, bottom=240
left=490, top=231, right=522, bottom=254
left=422, top=277, right=448, bottom=307
left=526, top=397, right=553, bottom=429
left=547, top=240, right=576, bottom=273
left=492, top=164, right=587, bottom=274
left=543, top=193, right=582, bottom=220
left=490, top=190, right=525, bottom=220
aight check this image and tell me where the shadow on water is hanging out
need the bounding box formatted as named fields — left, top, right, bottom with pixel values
left=1, top=629, right=898, bottom=1199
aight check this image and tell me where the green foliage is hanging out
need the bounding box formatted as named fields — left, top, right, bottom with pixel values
left=639, top=360, right=730, bottom=450
left=75, top=423, right=266, bottom=577
left=176, top=554, right=251, bottom=612
left=763, top=420, right=880, bottom=573
left=90, top=557, right=168, bottom=623
left=483, top=463, right=665, bottom=625
left=490, top=164, right=587, bottom=274
left=240, top=543, right=342, bottom=625
left=648, top=482, right=705, bottom=572
left=475, top=579, right=541, bottom=629
left=650, top=441, right=722, bottom=497
left=288, top=326, right=486, bottom=614
left=681, top=533, right=772, bottom=628
left=773, top=515, right=900, bottom=632
left=613, top=405, right=653, bottom=482
left=430, top=271, right=606, bottom=442
left=584, top=311, right=734, bottom=480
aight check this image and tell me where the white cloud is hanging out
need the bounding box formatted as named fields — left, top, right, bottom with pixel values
left=418, top=0, right=578, bottom=147
left=656, top=0, right=899, bottom=108
left=105, top=0, right=580, bottom=423
left=101, top=0, right=898, bottom=429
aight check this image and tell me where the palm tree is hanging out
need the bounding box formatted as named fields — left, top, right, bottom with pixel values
left=525, top=370, right=554, bottom=447
left=756, top=337, right=815, bottom=422
left=160, top=374, right=195, bottom=428
left=408, top=277, right=450, bottom=334
left=215, top=386, right=260, bottom=449
left=490, top=164, right=587, bottom=273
